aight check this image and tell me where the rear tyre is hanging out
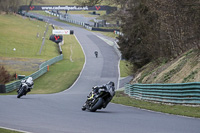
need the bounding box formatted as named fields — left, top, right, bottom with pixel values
left=89, top=98, right=103, bottom=112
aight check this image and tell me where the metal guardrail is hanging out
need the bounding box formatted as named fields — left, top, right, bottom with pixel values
left=59, top=13, right=119, bottom=32
left=21, top=11, right=44, bottom=21
left=4, top=54, right=63, bottom=93
left=39, top=55, right=63, bottom=69
left=124, top=82, right=200, bottom=104
left=59, top=15, right=91, bottom=30
left=114, top=30, right=123, bottom=36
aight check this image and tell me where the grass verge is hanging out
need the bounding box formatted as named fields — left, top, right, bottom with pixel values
left=2, top=35, right=84, bottom=95
left=0, top=14, right=58, bottom=59
left=0, top=128, right=21, bottom=133
left=120, top=60, right=133, bottom=77
left=0, top=14, right=59, bottom=76
left=32, top=35, right=85, bottom=94
left=0, top=14, right=84, bottom=95
left=112, top=91, right=200, bottom=118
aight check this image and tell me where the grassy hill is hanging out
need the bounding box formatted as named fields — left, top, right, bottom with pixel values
left=131, top=49, right=200, bottom=84
left=0, top=13, right=85, bottom=94
left=0, top=14, right=58, bottom=76
left=0, top=15, right=57, bottom=59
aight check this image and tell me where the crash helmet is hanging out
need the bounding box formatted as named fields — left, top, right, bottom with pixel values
left=107, top=81, right=114, bottom=87
left=26, top=77, right=33, bottom=85
left=92, top=86, right=98, bottom=90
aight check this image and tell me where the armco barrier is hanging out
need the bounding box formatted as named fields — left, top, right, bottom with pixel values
left=59, top=14, right=119, bottom=32
left=124, top=82, right=200, bottom=104
left=39, top=54, right=63, bottom=69
left=5, top=54, right=63, bottom=93
left=21, top=11, right=44, bottom=21
left=114, top=30, right=123, bottom=36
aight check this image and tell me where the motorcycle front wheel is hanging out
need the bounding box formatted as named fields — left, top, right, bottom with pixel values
left=17, top=86, right=25, bottom=98
left=89, top=98, right=104, bottom=112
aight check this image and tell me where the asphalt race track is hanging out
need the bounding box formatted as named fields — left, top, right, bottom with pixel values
left=0, top=14, right=200, bottom=133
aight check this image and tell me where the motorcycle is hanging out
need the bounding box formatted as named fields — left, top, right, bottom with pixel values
left=17, top=77, right=33, bottom=98
left=82, top=84, right=115, bottom=112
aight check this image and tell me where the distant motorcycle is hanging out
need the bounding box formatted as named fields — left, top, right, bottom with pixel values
left=17, top=77, right=34, bottom=98
left=82, top=81, right=115, bottom=112
left=94, top=51, right=98, bottom=58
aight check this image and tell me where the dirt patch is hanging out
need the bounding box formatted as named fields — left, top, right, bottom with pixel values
left=0, top=57, right=45, bottom=73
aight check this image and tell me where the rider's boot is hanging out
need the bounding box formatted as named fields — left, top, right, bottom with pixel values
left=82, top=103, right=86, bottom=111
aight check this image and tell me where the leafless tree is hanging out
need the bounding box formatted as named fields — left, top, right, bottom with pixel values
left=0, top=0, right=23, bottom=14
left=74, top=0, right=103, bottom=6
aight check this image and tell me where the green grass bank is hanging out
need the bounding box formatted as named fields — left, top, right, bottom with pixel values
left=112, top=91, right=200, bottom=118
left=0, top=14, right=84, bottom=94
left=0, top=128, right=21, bottom=133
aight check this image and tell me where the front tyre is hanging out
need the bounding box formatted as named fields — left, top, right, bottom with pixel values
left=89, top=98, right=103, bottom=112
left=17, top=87, right=25, bottom=98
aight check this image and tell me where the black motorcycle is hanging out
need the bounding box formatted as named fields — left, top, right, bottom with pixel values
left=82, top=84, right=115, bottom=112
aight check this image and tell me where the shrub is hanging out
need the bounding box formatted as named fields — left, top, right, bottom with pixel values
left=0, top=66, right=11, bottom=84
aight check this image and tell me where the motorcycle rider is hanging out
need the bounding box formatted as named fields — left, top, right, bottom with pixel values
left=94, top=50, right=98, bottom=58
left=93, top=81, right=115, bottom=95
left=17, top=77, right=34, bottom=95
left=82, top=81, right=115, bottom=110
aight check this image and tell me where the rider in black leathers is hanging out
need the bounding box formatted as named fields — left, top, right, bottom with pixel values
left=94, top=51, right=98, bottom=58
left=82, top=81, right=115, bottom=110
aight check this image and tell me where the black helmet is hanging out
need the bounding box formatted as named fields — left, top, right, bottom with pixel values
left=107, top=81, right=114, bottom=87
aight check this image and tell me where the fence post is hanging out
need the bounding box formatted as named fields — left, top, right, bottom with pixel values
left=0, top=84, right=6, bottom=93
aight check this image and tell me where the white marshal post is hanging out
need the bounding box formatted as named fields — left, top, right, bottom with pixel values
left=52, top=29, right=74, bottom=45
left=52, top=30, right=73, bottom=35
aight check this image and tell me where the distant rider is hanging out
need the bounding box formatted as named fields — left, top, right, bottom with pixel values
left=94, top=51, right=98, bottom=58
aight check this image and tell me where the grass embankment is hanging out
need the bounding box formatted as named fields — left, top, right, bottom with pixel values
left=0, top=14, right=58, bottom=76
left=0, top=15, right=57, bottom=59
left=131, top=49, right=200, bottom=84
left=113, top=49, right=200, bottom=118
left=32, top=35, right=85, bottom=94
left=112, top=91, right=200, bottom=118
left=0, top=128, right=21, bottom=133
left=0, top=14, right=84, bottom=95
left=119, top=60, right=133, bottom=77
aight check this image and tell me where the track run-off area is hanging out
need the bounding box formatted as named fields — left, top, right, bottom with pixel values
left=0, top=14, right=200, bottom=133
